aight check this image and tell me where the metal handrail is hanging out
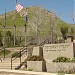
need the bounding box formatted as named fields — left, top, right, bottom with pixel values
left=40, top=39, right=50, bottom=46
left=11, top=46, right=27, bottom=69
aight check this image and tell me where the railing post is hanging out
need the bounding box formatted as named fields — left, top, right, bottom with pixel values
left=3, top=47, right=5, bottom=59
left=11, top=56, right=12, bottom=69
left=3, top=26, right=6, bottom=59
left=20, top=50, right=21, bottom=65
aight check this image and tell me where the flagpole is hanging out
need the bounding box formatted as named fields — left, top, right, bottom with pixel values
left=4, top=9, right=6, bottom=27
left=16, top=0, right=18, bottom=5
left=13, top=0, right=18, bottom=46
left=3, top=9, right=6, bottom=59
left=24, top=10, right=28, bottom=56
left=24, top=11, right=27, bottom=47
left=24, top=23, right=26, bottom=47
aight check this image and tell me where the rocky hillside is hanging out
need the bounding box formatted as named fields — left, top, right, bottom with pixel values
left=0, top=6, right=74, bottom=38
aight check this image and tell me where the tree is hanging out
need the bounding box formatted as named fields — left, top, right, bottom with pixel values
left=70, top=27, right=75, bottom=36
left=5, top=31, right=13, bottom=47
left=28, top=7, right=47, bottom=45
left=60, top=26, right=68, bottom=40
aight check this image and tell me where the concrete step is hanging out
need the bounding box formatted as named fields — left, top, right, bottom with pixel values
left=0, top=57, right=26, bottom=70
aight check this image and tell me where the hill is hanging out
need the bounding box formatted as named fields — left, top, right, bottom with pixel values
left=0, top=6, right=75, bottom=46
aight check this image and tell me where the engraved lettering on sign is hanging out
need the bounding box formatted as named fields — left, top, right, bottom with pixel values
left=44, top=44, right=71, bottom=52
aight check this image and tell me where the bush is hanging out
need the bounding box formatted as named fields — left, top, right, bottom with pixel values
left=71, top=58, right=75, bottom=62
left=12, top=52, right=20, bottom=58
left=57, top=73, right=65, bottom=75
left=52, top=57, right=70, bottom=62
left=0, top=49, right=10, bottom=56
left=15, top=65, right=20, bottom=70
left=25, top=55, right=45, bottom=61
left=28, top=68, right=33, bottom=71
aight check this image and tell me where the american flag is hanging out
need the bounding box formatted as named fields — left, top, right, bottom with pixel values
left=16, top=4, right=23, bottom=12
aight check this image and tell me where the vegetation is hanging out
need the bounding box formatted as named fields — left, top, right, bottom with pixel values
left=5, top=31, right=14, bottom=47
left=52, top=57, right=70, bottom=62
left=57, top=73, right=65, bottom=75
left=0, top=49, right=10, bottom=56
left=52, top=57, right=75, bottom=74
left=27, top=68, right=33, bottom=71
left=52, top=57, right=75, bottom=63
left=12, top=51, right=21, bottom=58
left=0, top=6, right=75, bottom=47
left=60, top=26, right=68, bottom=40
left=0, top=31, right=3, bottom=46
left=70, top=27, right=75, bottom=36
left=25, top=55, right=45, bottom=61
left=0, top=7, right=70, bottom=33
left=15, top=55, right=45, bottom=70
left=71, top=58, right=75, bottom=62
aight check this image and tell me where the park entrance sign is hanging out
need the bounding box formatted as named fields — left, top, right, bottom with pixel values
left=43, top=43, right=75, bottom=60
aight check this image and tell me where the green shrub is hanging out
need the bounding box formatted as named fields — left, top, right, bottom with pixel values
left=0, top=49, right=10, bottom=56
left=12, top=52, right=20, bottom=58
left=52, top=57, right=70, bottom=62
left=57, top=73, right=65, bottom=75
left=71, top=58, right=75, bottom=62
left=25, top=55, right=45, bottom=61
left=28, top=68, right=33, bottom=71
left=15, top=66, right=20, bottom=70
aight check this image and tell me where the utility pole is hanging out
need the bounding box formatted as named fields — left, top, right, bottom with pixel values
left=14, top=25, right=16, bottom=46
left=24, top=23, right=26, bottom=47
left=13, top=0, right=17, bottom=46
left=3, top=26, right=5, bottom=59
left=24, top=10, right=28, bottom=47
left=4, top=9, right=6, bottom=27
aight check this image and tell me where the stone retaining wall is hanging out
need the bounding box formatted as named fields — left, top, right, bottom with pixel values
left=27, top=61, right=46, bottom=72
left=46, top=62, right=75, bottom=73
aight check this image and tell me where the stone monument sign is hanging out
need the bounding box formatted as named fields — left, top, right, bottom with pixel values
left=43, top=43, right=75, bottom=60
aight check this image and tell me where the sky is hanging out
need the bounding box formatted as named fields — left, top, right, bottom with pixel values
left=0, top=0, right=74, bottom=24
